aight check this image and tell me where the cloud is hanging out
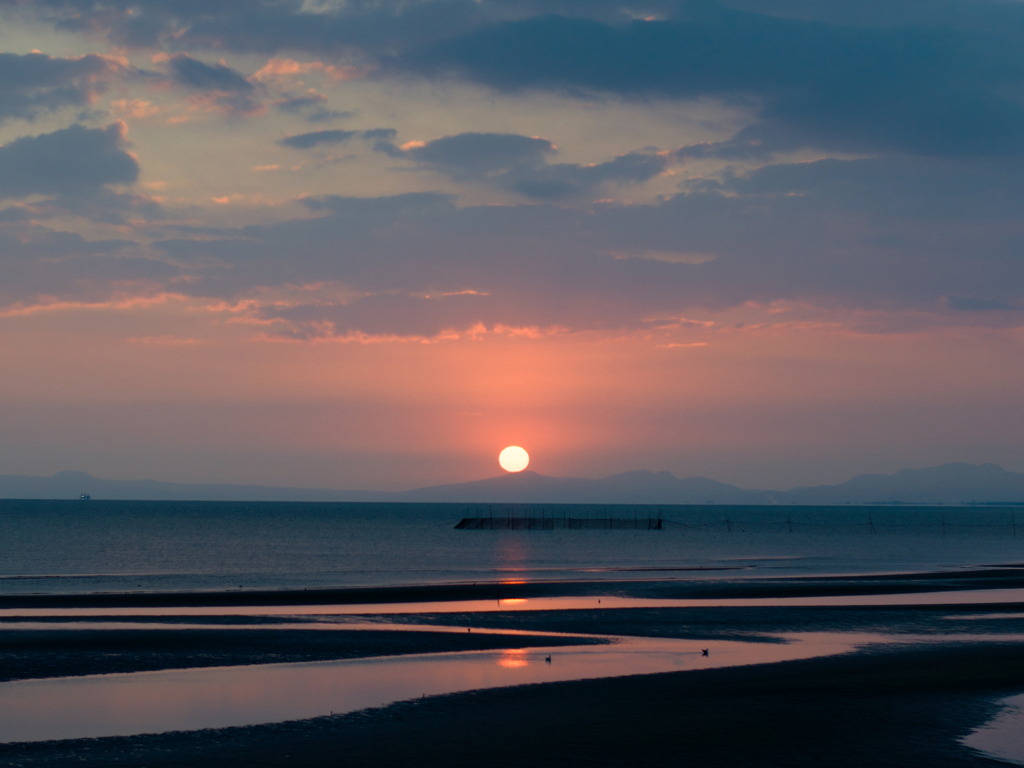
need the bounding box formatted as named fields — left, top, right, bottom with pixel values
left=300, top=191, right=455, bottom=218
left=946, top=296, right=1018, bottom=312
left=6, top=0, right=668, bottom=55
left=252, top=58, right=327, bottom=82
left=0, top=122, right=162, bottom=224
left=374, top=131, right=667, bottom=198
left=0, top=223, right=171, bottom=308
left=279, top=128, right=360, bottom=149
left=44, top=188, right=164, bottom=225
left=134, top=143, right=1024, bottom=340
left=166, top=54, right=254, bottom=93
left=402, top=132, right=556, bottom=174
left=4, top=2, right=1024, bottom=336
left=278, top=127, right=400, bottom=154
left=502, top=151, right=668, bottom=199
left=35, top=0, right=494, bottom=54
left=274, top=93, right=351, bottom=122
left=14, top=1, right=1024, bottom=157
left=0, top=128, right=1013, bottom=337
left=0, top=146, right=1013, bottom=338
left=404, top=5, right=1024, bottom=157
left=0, top=52, right=124, bottom=124
left=264, top=291, right=494, bottom=340
left=145, top=190, right=744, bottom=337
left=715, top=156, right=1024, bottom=221
left=160, top=54, right=263, bottom=116
left=0, top=122, right=138, bottom=198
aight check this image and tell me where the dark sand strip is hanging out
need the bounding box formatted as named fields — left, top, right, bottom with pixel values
left=2, top=643, right=1022, bottom=767
left=388, top=604, right=1024, bottom=640
left=5, top=566, right=1024, bottom=609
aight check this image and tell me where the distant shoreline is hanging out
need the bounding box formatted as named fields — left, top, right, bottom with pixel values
left=2, top=461, right=1023, bottom=505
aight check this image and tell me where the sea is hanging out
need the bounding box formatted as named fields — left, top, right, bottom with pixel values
left=2, top=500, right=1023, bottom=596
left=5, top=499, right=1024, bottom=753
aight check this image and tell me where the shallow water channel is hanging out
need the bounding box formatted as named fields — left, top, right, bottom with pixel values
left=0, top=628, right=884, bottom=743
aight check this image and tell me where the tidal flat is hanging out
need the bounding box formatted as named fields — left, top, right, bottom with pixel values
left=4, top=572, right=1024, bottom=766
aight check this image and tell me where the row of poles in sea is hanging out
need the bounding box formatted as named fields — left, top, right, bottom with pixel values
left=453, top=506, right=1023, bottom=534
left=455, top=506, right=663, bottom=529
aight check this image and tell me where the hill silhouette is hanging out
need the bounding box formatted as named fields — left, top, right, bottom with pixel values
left=0, top=463, right=1022, bottom=504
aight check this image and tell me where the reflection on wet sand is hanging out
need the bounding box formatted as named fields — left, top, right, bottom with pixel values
left=0, top=630, right=894, bottom=743
left=7, top=629, right=1024, bottom=745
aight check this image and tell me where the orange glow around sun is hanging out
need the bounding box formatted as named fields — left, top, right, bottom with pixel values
left=498, top=446, right=530, bottom=472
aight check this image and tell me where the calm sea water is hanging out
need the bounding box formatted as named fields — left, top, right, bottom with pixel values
left=1, top=500, right=1023, bottom=595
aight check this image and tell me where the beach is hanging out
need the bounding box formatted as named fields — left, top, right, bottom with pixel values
left=4, top=504, right=1024, bottom=764
left=4, top=572, right=1024, bottom=766
left=0, top=629, right=1021, bottom=766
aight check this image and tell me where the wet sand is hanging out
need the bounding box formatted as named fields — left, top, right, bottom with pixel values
left=8, top=604, right=1024, bottom=682
left=2, top=642, right=1022, bottom=767
left=5, top=577, right=1024, bottom=765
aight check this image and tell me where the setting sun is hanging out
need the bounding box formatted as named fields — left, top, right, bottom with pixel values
left=498, top=446, right=530, bottom=473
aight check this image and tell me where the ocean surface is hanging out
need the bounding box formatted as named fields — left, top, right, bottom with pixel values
left=2, top=500, right=1023, bottom=596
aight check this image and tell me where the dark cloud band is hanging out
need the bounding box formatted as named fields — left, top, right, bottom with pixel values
left=0, top=52, right=123, bottom=124
left=0, top=123, right=138, bottom=198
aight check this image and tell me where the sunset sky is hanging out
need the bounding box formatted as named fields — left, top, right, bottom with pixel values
left=0, top=0, right=1022, bottom=491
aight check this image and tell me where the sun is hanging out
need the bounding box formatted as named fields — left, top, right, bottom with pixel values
left=498, top=446, right=530, bottom=473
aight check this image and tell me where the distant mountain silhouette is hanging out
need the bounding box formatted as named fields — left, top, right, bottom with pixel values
left=0, top=471, right=376, bottom=502
left=0, top=463, right=1021, bottom=504
left=775, top=463, right=1024, bottom=505
left=393, top=470, right=769, bottom=505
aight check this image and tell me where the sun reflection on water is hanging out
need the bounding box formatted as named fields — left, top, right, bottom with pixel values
left=498, top=650, right=529, bottom=668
